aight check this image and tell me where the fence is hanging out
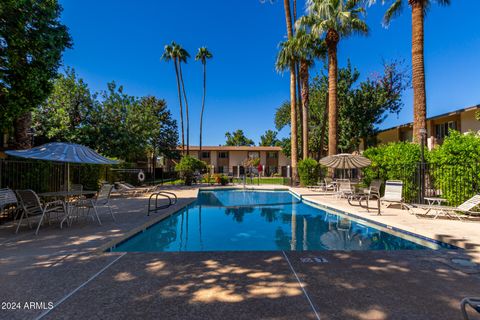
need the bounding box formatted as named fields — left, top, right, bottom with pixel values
left=365, top=162, right=480, bottom=205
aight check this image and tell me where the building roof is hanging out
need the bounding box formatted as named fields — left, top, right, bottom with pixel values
left=377, top=104, right=480, bottom=133
left=176, top=146, right=282, bottom=152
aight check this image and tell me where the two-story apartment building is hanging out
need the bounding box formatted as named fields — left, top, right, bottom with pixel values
left=370, top=105, right=480, bottom=150
left=171, top=146, right=291, bottom=177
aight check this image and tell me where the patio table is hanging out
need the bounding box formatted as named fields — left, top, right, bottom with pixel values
left=38, top=190, right=97, bottom=228
left=423, top=197, right=449, bottom=219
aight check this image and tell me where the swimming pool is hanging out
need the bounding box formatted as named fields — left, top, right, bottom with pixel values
left=111, top=189, right=455, bottom=252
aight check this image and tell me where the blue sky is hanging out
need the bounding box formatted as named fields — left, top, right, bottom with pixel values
left=59, top=0, right=480, bottom=146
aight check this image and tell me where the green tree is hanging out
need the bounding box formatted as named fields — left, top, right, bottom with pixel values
left=0, top=0, right=72, bottom=149
left=33, top=68, right=94, bottom=143
left=175, top=155, right=206, bottom=185
left=290, top=29, right=326, bottom=159
left=195, top=47, right=213, bottom=153
left=298, top=0, right=368, bottom=156
left=174, top=43, right=191, bottom=155
left=281, top=0, right=299, bottom=182
left=161, top=42, right=185, bottom=154
left=225, top=129, right=254, bottom=146
left=275, top=61, right=408, bottom=157
left=260, top=130, right=280, bottom=146
left=367, top=0, right=451, bottom=143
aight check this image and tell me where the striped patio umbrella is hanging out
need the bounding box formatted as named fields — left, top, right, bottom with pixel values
left=5, top=143, right=118, bottom=191
left=5, top=142, right=118, bottom=165
left=319, top=153, right=371, bottom=169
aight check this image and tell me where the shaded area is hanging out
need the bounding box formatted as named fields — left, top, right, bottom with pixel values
left=42, top=252, right=316, bottom=320
left=286, top=250, right=480, bottom=320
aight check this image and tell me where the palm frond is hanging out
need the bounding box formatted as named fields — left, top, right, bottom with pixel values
left=382, top=0, right=403, bottom=27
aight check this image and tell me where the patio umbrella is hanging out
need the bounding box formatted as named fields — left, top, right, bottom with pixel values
left=319, top=153, right=371, bottom=169
left=5, top=142, right=118, bottom=190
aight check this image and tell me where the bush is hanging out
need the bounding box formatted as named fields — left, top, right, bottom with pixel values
left=429, top=131, right=480, bottom=205
left=175, top=156, right=207, bottom=185
left=297, top=158, right=320, bottom=187
left=363, top=142, right=423, bottom=202
left=213, top=174, right=229, bottom=186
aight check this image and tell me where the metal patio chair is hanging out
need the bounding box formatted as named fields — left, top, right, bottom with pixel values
left=15, top=190, right=66, bottom=235
left=0, top=188, right=19, bottom=221
left=72, top=184, right=115, bottom=225
left=381, top=180, right=407, bottom=209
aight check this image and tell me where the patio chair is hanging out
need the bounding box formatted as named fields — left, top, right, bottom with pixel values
left=15, top=190, right=66, bottom=235
left=336, top=180, right=354, bottom=199
left=381, top=180, right=407, bottom=209
left=72, top=184, right=115, bottom=225
left=114, top=182, right=150, bottom=197
left=461, top=297, right=480, bottom=320
left=0, top=188, right=19, bottom=220
left=413, top=194, right=480, bottom=221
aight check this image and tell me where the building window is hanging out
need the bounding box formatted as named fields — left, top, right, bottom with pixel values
left=201, top=151, right=210, bottom=159
left=267, top=151, right=278, bottom=159
left=435, top=121, right=456, bottom=140
left=248, top=151, right=259, bottom=159
left=218, top=151, right=229, bottom=159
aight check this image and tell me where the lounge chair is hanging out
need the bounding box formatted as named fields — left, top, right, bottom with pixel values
left=15, top=190, right=66, bottom=235
left=71, top=184, right=115, bottom=226
left=413, top=194, right=480, bottom=221
left=381, top=180, right=407, bottom=209
left=115, top=182, right=152, bottom=197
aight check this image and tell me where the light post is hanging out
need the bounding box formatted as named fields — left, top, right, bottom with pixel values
left=419, top=128, right=427, bottom=203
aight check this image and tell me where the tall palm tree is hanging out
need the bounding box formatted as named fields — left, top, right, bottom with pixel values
left=195, top=47, right=213, bottom=154
left=298, top=0, right=368, bottom=156
left=367, top=0, right=451, bottom=143
left=282, top=0, right=299, bottom=182
left=172, top=43, right=191, bottom=155
left=291, top=28, right=326, bottom=159
left=161, top=43, right=185, bottom=154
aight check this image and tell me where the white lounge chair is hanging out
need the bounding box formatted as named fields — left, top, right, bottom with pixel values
left=381, top=180, right=407, bottom=209
left=337, top=180, right=354, bottom=199
left=414, top=194, right=480, bottom=221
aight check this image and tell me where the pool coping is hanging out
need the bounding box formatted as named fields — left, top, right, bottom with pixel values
left=289, top=189, right=461, bottom=250
left=96, top=190, right=199, bottom=254
left=100, top=187, right=460, bottom=253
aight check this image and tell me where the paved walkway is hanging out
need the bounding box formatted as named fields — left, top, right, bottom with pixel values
left=291, top=187, right=480, bottom=261
left=1, top=185, right=480, bottom=320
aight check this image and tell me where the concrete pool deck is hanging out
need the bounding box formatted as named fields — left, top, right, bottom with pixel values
left=1, top=185, right=480, bottom=320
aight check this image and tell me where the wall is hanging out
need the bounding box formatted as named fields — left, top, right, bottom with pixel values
left=461, top=109, right=480, bottom=134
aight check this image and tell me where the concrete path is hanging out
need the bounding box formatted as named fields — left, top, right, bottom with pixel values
left=2, top=185, right=480, bottom=320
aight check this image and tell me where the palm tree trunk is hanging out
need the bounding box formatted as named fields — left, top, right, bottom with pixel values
left=178, top=62, right=190, bottom=155
left=283, top=0, right=298, bottom=182
left=296, top=63, right=303, bottom=158
left=174, top=59, right=185, bottom=154
left=300, top=60, right=309, bottom=159
left=411, top=1, right=427, bottom=143
left=319, top=92, right=328, bottom=159
left=13, top=111, right=32, bottom=149
left=199, top=62, right=207, bottom=153
left=326, top=30, right=339, bottom=156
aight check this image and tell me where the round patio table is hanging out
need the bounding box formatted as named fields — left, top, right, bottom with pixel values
left=38, top=190, right=97, bottom=228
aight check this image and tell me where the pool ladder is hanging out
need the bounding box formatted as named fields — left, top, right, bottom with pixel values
left=147, top=191, right=178, bottom=216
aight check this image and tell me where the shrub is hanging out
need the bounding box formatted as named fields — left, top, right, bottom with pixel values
left=297, top=158, right=320, bottom=187
left=213, top=174, right=229, bottom=186
left=175, top=156, right=207, bottom=185
left=363, top=142, right=423, bottom=202
left=429, top=131, right=480, bottom=205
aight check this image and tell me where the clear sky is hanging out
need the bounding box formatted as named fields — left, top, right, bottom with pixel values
left=59, top=0, right=480, bottom=146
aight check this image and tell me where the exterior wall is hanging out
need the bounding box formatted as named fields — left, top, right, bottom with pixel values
left=461, top=109, right=480, bottom=134
left=376, top=128, right=400, bottom=144
left=229, top=151, right=248, bottom=167
left=278, top=152, right=290, bottom=167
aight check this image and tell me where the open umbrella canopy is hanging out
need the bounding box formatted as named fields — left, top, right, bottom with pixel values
left=5, top=142, right=118, bottom=165
left=319, top=153, right=371, bottom=169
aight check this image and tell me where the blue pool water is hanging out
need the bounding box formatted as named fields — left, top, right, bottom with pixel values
left=111, top=190, right=454, bottom=252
